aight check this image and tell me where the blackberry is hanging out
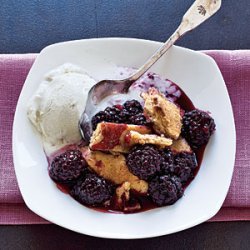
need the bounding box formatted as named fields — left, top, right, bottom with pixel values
left=149, top=175, right=183, bottom=206
left=171, top=175, right=183, bottom=194
left=124, top=100, right=143, bottom=115
left=126, top=144, right=162, bottom=180
left=91, top=107, right=122, bottom=130
left=104, top=106, right=122, bottom=122
left=91, top=100, right=149, bottom=130
left=91, top=111, right=108, bottom=131
left=182, top=110, right=216, bottom=149
left=160, top=148, right=174, bottom=174
left=171, top=152, right=198, bottom=183
left=71, top=173, right=114, bottom=206
left=121, top=100, right=148, bottom=125
left=49, top=150, right=87, bottom=185
left=129, top=113, right=150, bottom=126
left=119, top=109, right=131, bottom=122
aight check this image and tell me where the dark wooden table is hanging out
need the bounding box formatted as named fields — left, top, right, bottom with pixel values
left=0, top=222, right=249, bottom=249
left=1, top=0, right=249, bottom=249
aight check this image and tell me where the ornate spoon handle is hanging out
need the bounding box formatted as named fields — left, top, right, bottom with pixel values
left=127, top=0, right=221, bottom=84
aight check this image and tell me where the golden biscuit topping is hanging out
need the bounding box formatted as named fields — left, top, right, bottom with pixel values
left=141, top=87, right=182, bottom=139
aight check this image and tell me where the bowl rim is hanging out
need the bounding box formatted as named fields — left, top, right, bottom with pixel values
left=12, top=37, right=236, bottom=239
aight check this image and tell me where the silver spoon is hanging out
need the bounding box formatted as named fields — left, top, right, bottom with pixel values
left=80, top=0, right=221, bottom=141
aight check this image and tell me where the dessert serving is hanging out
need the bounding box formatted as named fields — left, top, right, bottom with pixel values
left=27, top=63, right=216, bottom=213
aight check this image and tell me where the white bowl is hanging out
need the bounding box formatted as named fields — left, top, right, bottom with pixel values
left=13, top=38, right=236, bottom=239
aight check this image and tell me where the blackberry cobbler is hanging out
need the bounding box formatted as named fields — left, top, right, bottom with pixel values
left=48, top=74, right=215, bottom=213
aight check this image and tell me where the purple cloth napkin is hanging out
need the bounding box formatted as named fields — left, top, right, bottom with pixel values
left=0, top=51, right=249, bottom=224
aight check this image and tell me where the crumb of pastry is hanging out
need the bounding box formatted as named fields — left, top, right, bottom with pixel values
left=170, top=138, right=192, bottom=153
left=141, top=87, right=182, bottom=139
left=114, top=182, right=141, bottom=212
left=116, top=182, right=131, bottom=204
left=128, top=131, right=172, bottom=148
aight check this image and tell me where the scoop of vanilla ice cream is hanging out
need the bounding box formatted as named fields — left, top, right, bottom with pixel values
left=27, top=63, right=96, bottom=154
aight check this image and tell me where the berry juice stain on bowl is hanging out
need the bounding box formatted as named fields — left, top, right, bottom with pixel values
left=27, top=63, right=216, bottom=214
